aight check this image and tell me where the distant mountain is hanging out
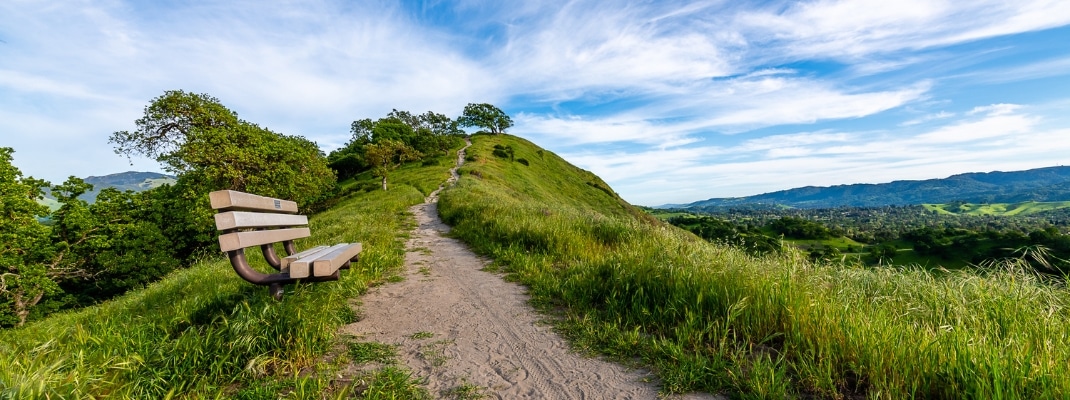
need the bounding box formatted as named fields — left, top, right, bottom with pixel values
left=41, top=171, right=176, bottom=206
left=674, top=166, right=1070, bottom=209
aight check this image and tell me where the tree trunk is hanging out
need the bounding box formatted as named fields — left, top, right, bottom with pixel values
left=13, top=290, right=44, bottom=327
left=382, top=176, right=388, bottom=191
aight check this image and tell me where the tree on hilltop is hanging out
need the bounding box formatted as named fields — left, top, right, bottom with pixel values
left=328, top=109, right=465, bottom=180
left=458, top=103, right=512, bottom=135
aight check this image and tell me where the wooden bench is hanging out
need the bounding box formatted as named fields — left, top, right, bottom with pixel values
left=210, top=190, right=362, bottom=300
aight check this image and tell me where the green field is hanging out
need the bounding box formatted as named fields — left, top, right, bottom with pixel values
left=925, top=201, right=1070, bottom=216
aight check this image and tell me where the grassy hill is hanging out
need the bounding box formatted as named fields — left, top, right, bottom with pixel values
left=6, top=134, right=1070, bottom=398
left=0, top=151, right=459, bottom=398
left=924, top=200, right=1070, bottom=216
left=439, top=134, right=1070, bottom=398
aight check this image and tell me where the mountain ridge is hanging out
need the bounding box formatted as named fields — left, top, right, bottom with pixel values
left=39, top=171, right=176, bottom=208
left=671, top=165, right=1070, bottom=209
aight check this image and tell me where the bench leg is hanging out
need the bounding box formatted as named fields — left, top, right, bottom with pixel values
left=269, top=283, right=285, bottom=301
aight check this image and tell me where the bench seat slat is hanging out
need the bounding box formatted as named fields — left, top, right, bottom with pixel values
left=210, top=190, right=298, bottom=214
left=218, top=228, right=311, bottom=252
left=280, top=245, right=328, bottom=271
left=289, top=244, right=349, bottom=278
left=285, top=244, right=340, bottom=275
left=312, top=243, right=362, bottom=277
left=215, top=211, right=309, bottom=231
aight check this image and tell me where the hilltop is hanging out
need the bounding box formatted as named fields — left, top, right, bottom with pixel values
left=673, top=166, right=1070, bottom=209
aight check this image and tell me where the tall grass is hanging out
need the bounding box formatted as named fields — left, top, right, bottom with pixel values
left=438, top=134, right=1070, bottom=398
left=0, top=151, right=457, bottom=398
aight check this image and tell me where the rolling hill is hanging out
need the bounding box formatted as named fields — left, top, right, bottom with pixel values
left=675, top=166, right=1070, bottom=209
left=38, top=171, right=176, bottom=208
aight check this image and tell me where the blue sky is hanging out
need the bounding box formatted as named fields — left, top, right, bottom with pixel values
left=2, top=1, right=1069, bottom=206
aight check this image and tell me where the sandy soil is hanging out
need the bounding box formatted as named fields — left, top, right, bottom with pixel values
left=341, top=141, right=722, bottom=399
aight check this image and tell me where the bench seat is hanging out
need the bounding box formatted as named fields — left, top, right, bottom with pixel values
left=209, top=190, right=361, bottom=299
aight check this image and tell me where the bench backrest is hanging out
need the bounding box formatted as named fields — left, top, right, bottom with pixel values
left=209, top=190, right=310, bottom=252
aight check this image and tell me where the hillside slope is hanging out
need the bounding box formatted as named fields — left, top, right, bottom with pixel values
left=0, top=151, right=459, bottom=398
left=439, top=134, right=1070, bottom=398
left=680, top=166, right=1070, bottom=208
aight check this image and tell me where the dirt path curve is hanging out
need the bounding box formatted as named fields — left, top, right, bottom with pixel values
left=342, top=140, right=720, bottom=399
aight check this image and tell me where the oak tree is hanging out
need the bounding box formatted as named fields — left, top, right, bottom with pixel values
left=458, top=103, right=512, bottom=135
left=110, top=90, right=336, bottom=208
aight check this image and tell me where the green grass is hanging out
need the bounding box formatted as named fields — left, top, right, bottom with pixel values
left=924, top=201, right=1070, bottom=216
left=0, top=148, right=462, bottom=398
left=786, top=236, right=867, bottom=252
left=439, top=134, right=1070, bottom=398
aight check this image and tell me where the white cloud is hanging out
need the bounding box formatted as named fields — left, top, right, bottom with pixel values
left=901, top=111, right=954, bottom=126
left=561, top=104, right=1069, bottom=205
left=699, top=78, right=930, bottom=129
left=967, top=104, right=1021, bottom=116
left=737, top=0, right=1070, bottom=59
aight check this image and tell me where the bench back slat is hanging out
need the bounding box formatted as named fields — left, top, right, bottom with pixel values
left=210, top=190, right=298, bottom=214
left=214, top=211, right=309, bottom=231
left=218, top=228, right=311, bottom=252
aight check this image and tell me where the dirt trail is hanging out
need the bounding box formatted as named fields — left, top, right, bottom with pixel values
left=342, top=140, right=721, bottom=399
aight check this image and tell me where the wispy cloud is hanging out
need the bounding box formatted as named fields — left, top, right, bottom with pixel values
left=901, top=111, right=954, bottom=126
left=736, top=0, right=1070, bottom=59
left=565, top=104, right=1069, bottom=205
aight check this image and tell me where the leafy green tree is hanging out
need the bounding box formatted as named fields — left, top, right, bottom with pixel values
left=110, top=90, right=336, bottom=208
left=0, top=149, right=76, bottom=326
left=458, top=103, right=512, bottom=135
left=329, top=109, right=464, bottom=180
left=869, top=243, right=898, bottom=263
left=110, top=91, right=240, bottom=174
left=364, top=140, right=421, bottom=190
left=49, top=184, right=180, bottom=304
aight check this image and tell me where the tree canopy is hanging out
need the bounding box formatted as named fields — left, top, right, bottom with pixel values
left=109, top=90, right=336, bottom=208
left=458, top=103, right=512, bottom=135
left=328, top=109, right=465, bottom=181
left=0, top=147, right=56, bottom=326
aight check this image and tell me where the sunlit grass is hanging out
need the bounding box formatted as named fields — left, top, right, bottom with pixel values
left=439, top=134, right=1070, bottom=398
left=0, top=149, right=462, bottom=398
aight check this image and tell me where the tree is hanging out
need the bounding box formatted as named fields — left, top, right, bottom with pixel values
left=48, top=185, right=180, bottom=304
left=364, top=140, right=421, bottom=190
left=458, top=103, right=512, bottom=135
left=110, top=91, right=240, bottom=174
left=0, top=148, right=57, bottom=326
left=328, top=109, right=464, bottom=180
left=110, top=90, right=336, bottom=208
